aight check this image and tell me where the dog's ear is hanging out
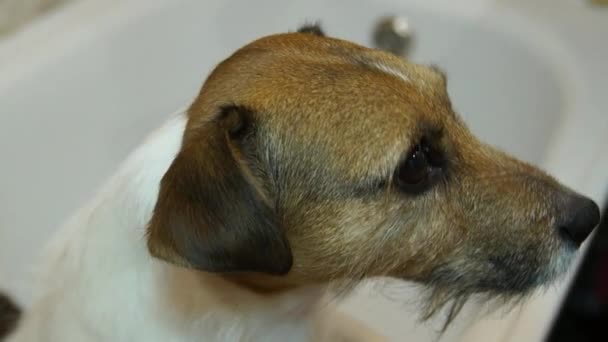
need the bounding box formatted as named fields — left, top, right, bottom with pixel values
left=147, top=105, right=292, bottom=275
left=297, top=23, right=325, bottom=36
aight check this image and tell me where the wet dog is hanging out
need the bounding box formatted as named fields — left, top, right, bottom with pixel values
left=1, top=25, right=599, bottom=341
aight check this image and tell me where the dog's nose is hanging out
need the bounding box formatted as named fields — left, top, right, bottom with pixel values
left=556, top=194, right=600, bottom=247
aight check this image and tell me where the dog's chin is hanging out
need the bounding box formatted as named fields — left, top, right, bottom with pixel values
left=416, top=245, right=578, bottom=331
left=540, top=243, right=579, bottom=286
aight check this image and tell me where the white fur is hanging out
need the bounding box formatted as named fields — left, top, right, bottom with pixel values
left=6, top=109, right=334, bottom=342
left=372, top=62, right=409, bottom=82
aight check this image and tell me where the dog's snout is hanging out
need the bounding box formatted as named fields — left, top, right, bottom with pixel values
left=556, top=194, right=600, bottom=247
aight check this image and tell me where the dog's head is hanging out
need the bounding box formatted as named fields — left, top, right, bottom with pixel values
left=147, top=25, right=599, bottom=318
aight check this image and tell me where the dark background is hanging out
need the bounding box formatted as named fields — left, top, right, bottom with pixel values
left=547, top=197, right=608, bottom=341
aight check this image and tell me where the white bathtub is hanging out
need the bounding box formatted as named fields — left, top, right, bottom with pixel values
left=1, top=0, right=606, bottom=341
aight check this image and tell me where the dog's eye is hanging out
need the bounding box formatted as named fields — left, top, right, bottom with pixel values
left=398, top=148, right=428, bottom=185
left=395, top=140, right=443, bottom=194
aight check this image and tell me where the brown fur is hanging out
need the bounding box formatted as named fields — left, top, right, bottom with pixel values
left=147, top=27, right=599, bottom=326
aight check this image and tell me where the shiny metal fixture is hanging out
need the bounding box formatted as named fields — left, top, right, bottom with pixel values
left=372, top=15, right=414, bottom=57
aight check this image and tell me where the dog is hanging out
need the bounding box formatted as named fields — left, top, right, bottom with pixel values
left=0, top=24, right=600, bottom=341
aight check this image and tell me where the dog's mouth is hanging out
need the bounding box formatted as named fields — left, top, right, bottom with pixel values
left=415, top=245, right=577, bottom=329
left=483, top=251, right=552, bottom=293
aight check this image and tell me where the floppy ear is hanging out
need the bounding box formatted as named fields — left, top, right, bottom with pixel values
left=147, top=106, right=292, bottom=275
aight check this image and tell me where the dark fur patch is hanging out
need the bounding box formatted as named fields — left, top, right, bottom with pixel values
left=147, top=106, right=292, bottom=275
left=217, top=104, right=255, bottom=139
left=297, top=23, right=325, bottom=36
left=0, top=293, right=20, bottom=339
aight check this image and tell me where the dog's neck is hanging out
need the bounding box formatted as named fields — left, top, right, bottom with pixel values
left=40, top=110, right=329, bottom=341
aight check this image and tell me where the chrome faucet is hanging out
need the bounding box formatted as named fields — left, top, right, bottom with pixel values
left=372, top=15, right=414, bottom=57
